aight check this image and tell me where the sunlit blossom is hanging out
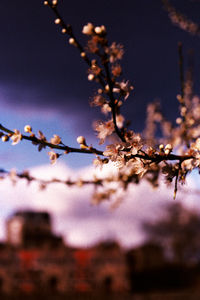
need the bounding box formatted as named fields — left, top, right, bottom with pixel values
left=50, top=134, right=61, bottom=145
left=82, top=23, right=94, bottom=35
left=103, top=144, right=121, bottom=161
left=77, top=136, right=86, bottom=145
left=11, top=130, right=22, bottom=145
left=2, top=135, right=9, bottom=142
left=111, top=64, right=122, bottom=77
left=24, top=125, right=32, bottom=133
left=94, top=25, right=106, bottom=35
left=127, top=158, right=147, bottom=178
left=130, top=134, right=143, bottom=155
left=106, top=42, right=124, bottom=63
left=91, top=94, right=106, bottom=107
left=48, top=151, right=59, bottom=164
left=116, top=114, right=124, bottom=129
left=95, top=120, right=115, bottom=144
left=113, top=80, right=134, bottom=100
left=101, top=104, right=111, bottom=114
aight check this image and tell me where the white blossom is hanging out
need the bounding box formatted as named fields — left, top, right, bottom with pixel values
left=116, top=114, right=124, bottom=129
left=95, top=120, right=115, bottom=144
left=11, top=129, right=22, bottom=145
left=103, top=144, right=121, bottom=161
left=105, top=42, right=124, bottom=63
left=54, top=18, right=61, bottom=24
left=69, top=38, right=76, bottom=45
left=91, top=94, right=106, bottom=107
left=24, top=125, right=32, bottom=133
left=88, top=74, right=95, bottom=81
left=113, top=80, right=134, bottom=100
left=82, top=23, right=94, bottom=35
left=94, top=25, right=106, bottom=35
left=130, top=134, right=143, bottom=155
left=50, top=134, right=61, bottom=145
left=48, top=151, right=58, bottom=164
left=126, top=158, right=147, bottom=178
left=164, top=144, right=173, bottom=155
left=101, top=104, right=111, bottom=114
left=2, top=135, right=9, bottom=142
left=77, top=136, right=86, bottom=145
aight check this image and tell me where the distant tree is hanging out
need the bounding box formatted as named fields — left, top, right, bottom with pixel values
left=142, top=203, right=200, bottom=264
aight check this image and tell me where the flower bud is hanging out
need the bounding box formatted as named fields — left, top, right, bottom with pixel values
left=2, top=135, right=9, bottom=142
left=69, top=38, right=76, bottom=45
left=50, top=134, right=61, bottom=145
left=94, top=26, right=102, bottom=34
left=24, top=125, right=32, bottom=133
left=181, top=107, right=187, bottom=116
left=165, top=144, right=172, bottom=150
left=55, top=18, right=61, bottom=25
left=77, top=136, right=86, bottom=145
left=94, top=25, right=106, bottom=35
left=105, top=84, right=109, bottom=91
left=159, top=144, right=164, bottom=150
left=82, top=23, right=94, bottom=35
left=98, top=89, right=103, bottom=94
left=88, top=74, right=95, bottom=81
left=62, top=28, right=67, bottom=34
left=164, top=144, right=172, bottom=155
left=80, top=52, right=86, bottom=58
left=176, top=117, right=182, bottom=125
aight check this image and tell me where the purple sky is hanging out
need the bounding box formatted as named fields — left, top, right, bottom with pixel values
left=1, top=0, right=200, bottom=137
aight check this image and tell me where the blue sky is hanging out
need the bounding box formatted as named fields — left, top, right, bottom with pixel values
left=0, top=103, right=96, bottom=170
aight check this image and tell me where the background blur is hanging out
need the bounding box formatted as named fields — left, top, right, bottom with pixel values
left=0, top=0, right=200, bottom=248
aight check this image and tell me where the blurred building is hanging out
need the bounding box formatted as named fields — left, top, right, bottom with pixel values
left=0, top=210, right=129, bottom=295
left=6, top=211, right=62, bottom=247
left=0, top=210, right=200, bottom=295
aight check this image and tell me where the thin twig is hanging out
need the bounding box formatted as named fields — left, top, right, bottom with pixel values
left=45, top=1, right=106, bottom=88
left=0, top=123, right=195, bottom=164
left=45, top=1, right=126, bottom=143
left=0, top=124, right=103, bottom=156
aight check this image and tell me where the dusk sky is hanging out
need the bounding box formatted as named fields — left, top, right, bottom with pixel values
left=0, top=1, right=200, bottom=247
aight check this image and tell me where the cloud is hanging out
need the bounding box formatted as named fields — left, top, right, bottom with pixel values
left=0, top=162, right=199, bottom=248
